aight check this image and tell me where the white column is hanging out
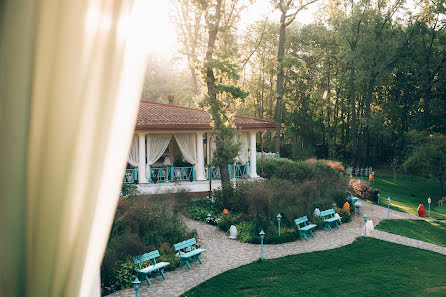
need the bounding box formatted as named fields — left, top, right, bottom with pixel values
left=249, top=131, right=258, bottom=178
left=138, top=133, right=147, bottom=183
left=196, top=132, right=206, bottom=180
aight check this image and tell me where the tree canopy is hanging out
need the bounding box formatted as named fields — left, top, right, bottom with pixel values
left=145, top=0, right=446, bottom=171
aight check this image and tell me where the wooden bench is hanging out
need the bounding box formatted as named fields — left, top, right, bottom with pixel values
left=347, top=191, right=361, bottom=214
left=133, top=250, right=170, bottom=286
left=320, top=209, right=341, bottom=231
left=174, top=238, right=206, bottom=270
left=294, top=216, right=316, bottom=240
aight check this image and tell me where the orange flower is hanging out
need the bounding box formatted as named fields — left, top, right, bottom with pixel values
left=343, top=202, right=351, bottom=215
left=223, top=208, right=230, bottom=215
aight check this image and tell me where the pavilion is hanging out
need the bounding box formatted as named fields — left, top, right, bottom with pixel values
left=124, top=101, right=276, bottom=194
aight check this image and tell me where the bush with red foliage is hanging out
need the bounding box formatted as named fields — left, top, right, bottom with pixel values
left=349, top=179, right=381, bottom=202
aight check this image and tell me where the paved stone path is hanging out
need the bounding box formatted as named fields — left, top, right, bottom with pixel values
left=109, top=200, right=446, bottom=297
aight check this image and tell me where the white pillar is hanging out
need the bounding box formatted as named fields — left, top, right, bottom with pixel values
left=138, top=133, right=147, bottom=183
left=196, top=132, right=206, bottom=180
left=249, top=131, right=258, bottom=178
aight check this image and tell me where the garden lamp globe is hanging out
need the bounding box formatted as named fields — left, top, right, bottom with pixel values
left=363, top=213, right=368, bottom=237
left=132, top=277, right=141, bottom=297
left=276, top=213, right=282, bottom=236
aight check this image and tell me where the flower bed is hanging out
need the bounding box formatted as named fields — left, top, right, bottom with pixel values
left=184, top=160, right=350, bottom=244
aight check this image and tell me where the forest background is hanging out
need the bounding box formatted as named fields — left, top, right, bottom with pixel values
left=141, top=0, right=446, bottom=172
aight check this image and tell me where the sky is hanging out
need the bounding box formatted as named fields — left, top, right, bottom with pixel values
left=145, top=0, right=322, bottom=56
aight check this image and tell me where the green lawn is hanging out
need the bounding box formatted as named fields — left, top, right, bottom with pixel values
left=370, top=174, right=446, bottom=220
left=376, top=219, right=446, bottom=247
left=182, top=238, right=446, bottom=297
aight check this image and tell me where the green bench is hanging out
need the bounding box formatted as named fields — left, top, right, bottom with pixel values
left=133, top=250, right=170, bottom=286
left=320, top=209, right=341, bottom=231
left=294, top=216, right=317, bottom=240
left=347, top=191, right=361, bottom=214
left=174, top=238, right=206, bottom=270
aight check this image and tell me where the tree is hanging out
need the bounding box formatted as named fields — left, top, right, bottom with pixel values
left=271, top=0, right=319, bottom=153
left=402, top=133, right=446, bottom=194
left=199, top=0, right=249, bottom=189
left=171, top=0, right=206, bottom=95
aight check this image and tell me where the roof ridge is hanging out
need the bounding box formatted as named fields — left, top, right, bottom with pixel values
left=235, top=114, right=276, bottom=123
left=140, top=100, right=209, bottom=114
left=141, top=100, right=275, bottom=124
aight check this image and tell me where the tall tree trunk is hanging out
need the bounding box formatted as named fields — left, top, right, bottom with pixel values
left=203, top=0, right=231, bottom=185
left=273, top=11, right=287, bottom=153
left=360, top=73, right=376, bottom=166
left=350, top=66, right=358, bottom=166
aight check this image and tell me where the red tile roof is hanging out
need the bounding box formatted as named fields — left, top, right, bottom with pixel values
left=136, top=101, right=276, bottom=131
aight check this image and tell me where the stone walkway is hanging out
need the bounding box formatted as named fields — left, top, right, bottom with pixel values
left=109, top=200, right=446, bottom=297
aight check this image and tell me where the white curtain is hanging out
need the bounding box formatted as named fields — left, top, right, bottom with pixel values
left=208, top=133, right=216, bottom=163
left=128, top=134, right=139, bottom=167
left=236, top=132, right=249, bottom=163
left=146, top=134, right=172, bottom=165
left=174, top=133, right=198, bottom=164
left=0, top=1, right=150, bottom=297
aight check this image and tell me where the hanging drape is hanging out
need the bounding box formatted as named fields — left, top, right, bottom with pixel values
left=146, top=134, right=172, bottom=165
left=0, top=1, right=150, bottom=297
left=128, top=135, right=139, bottom=167
left=236, top=132, right=249, bottom=163
left=208, top=133, right=217, bottom=162
left=174, top=133, right=198, bottom=164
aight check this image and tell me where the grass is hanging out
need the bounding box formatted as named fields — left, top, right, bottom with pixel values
left=182, top=238, right=446, bottom=297
left=369, top=174, right=446, bottom=220
left=376, top=219, right=446, bottom=247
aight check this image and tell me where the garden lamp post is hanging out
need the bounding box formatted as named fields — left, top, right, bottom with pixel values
left=259, top=230, right=265, bottom=260
left=276, top=213, right=282, bottom=236
left=372, top=171, right=375, bottom=185
left=387, top=197, right=391, bottom=219
left=428, top=197, right=431, bottom=217
left=332, top=202, right=336, bottom=210
left=377, top=193, right=380, bottom=205
left=132, top=277, right=141, bottom=297
left=363, top=213, right=368, bottom=237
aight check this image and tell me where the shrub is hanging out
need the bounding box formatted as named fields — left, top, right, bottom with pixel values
left=256, top=158, right=345, bottom=186
left=213, top=182, right=249, bottom=213
left=236, top=221, right=256, bottom=243
left=101, top=194, right=193, bottom=295
left=218, top=213, right=245, bottom=232
left=337, top=208, right=352, bottom=223
left=157, top=242, right=180, bottom=271
left=256, top=158, right=294, bottom=178
left=309, top=216, right=324, bottom=229
left=120, top=183, right=138, bottom=197
left=236, top=221, right=300, bottom=244
left=185, top=199, right=216, bottom=221
left=112, top=261, right=138, bottom=290
left=211, top=175, right=347, bottom=242
left=307, top=158, right=345, bottom=172
left=183, top=159, right=350, bottom=245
